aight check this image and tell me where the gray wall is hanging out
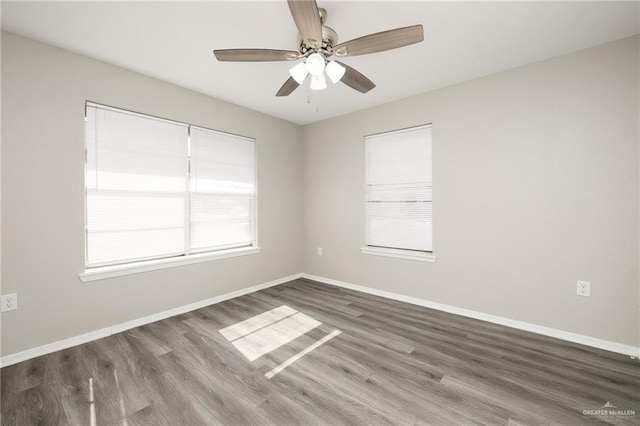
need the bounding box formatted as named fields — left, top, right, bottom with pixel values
left=1, top=32, right=304, bottom=356
left=303, top=36, right=640, bottom=347
left=2, top=32, right=639, bottom=357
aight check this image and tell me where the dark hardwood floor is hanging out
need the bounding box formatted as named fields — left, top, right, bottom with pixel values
left=2, top=278, right=639, bottom=425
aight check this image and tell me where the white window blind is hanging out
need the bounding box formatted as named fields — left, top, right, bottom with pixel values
left=365, top=125, right=432, bottom=252
left=85, top=103, right=256, bottom=268
left=190, top=127, right=256, bottom=252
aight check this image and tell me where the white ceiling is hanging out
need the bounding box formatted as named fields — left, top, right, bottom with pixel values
left=2, top=1, right=638, bottom=125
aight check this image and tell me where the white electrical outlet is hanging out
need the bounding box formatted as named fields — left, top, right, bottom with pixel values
left=317, top=247, right=323, bottom=256
left=1, top=293, right=18, bottom=312
left=576, top=281, right=591, bottom=297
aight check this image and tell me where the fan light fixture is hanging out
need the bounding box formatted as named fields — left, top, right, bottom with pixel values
left=289, top=62, right=308, bottom=84
left=305, top=53, right=326, bottom=75
left=288, top=56, right=345, bottom=91
left=325, top=61, right=346, bottom=84
left=310, top=73, right=327, bottom=91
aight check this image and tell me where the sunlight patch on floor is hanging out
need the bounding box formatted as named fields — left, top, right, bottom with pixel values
left=89, top=377, right=96, bottom=426
left=219, top=305, right=298, bottom=341
left=113, top=369, right=129, bottom=426
left=265, top=329, right=342, bottom=378
left=219, top=305, right=322, bottom=361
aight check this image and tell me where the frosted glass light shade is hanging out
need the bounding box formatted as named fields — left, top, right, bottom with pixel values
left=310, top=73, right=327, bottom=91
left=289, top=62, right=309, bottom=84
left=305, top=53, right=326, bottom=76
left=325, top=61, right=346, bottom=84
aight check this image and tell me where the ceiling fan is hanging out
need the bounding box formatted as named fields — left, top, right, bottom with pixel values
left=213, top=0, right=424, bottom=97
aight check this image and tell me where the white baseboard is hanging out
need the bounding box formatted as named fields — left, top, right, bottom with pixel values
left=0, top=273, right=303, bottom=367
left=3, top=271, right=637, bottom=367
left=301, top=273, right=640, bottom=357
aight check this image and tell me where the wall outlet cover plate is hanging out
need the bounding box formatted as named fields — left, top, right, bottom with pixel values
left=1, top=293, right=18, bottom=312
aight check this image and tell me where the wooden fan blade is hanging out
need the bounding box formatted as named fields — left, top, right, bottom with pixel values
left=333, top=25, right=424, bottom=58
left=336, top=62, right=375, bottom=93
left=214, top=49, right=299, bottom=62
left=287, top=0, right=322, bottom=48
left=276, top=77, right=301, bottom=97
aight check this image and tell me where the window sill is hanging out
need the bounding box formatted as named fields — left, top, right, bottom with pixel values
left=79, top=246, right=261, bottom=282
left=361, top=246, right=436, bottom=262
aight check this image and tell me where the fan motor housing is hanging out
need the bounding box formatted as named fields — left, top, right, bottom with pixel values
left=297, top=8, right=338, bottom=55
left=297, top=25, right=338, bottom=53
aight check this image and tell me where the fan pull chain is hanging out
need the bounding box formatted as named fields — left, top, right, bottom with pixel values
left=306, top=93, right=320, bottom=113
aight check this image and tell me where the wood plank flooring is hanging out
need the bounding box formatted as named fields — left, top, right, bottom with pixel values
left=2, top=278, right=639, bottom=425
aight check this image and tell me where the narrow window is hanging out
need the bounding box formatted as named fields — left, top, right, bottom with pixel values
left=189, top=127, right=256, bottom=253
left=365, top=124, right=432, bottom=254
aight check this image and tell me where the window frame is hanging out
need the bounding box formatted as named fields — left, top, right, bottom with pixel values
left=361, top=124, right=436, bottom=263
left=81, top=101, right=259, bottom=281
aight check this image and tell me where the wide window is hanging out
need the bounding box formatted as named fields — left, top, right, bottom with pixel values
left=85, top=103, right=256, bottom=269
left=364, top=124, right=432, bottom=258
